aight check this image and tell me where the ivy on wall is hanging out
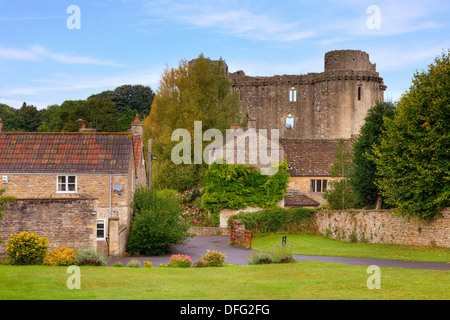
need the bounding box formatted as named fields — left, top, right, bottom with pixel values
left=201, top=161, right=290, bottom=222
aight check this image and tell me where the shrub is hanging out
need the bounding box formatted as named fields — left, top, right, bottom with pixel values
left=193, top=259, right=205, bottom=267
left=271, top=246, right=295, bottom=264
left=229, top=207, right=317, bottom=234
left=112, top=262, right=125, bottom=267
left=43, top=246, right=76, bottom=266
left=74, top=247, right=107, bottom=266
left=247, top=251, right=274, bottom=265
left=127, top=188, right=190, bottom=256
left=6, top=232, right=48, bottom=265
left=169, top=254, right=192, bottom=268
left=248, top=246, right=295, bottom=265
left=127, top=259, right=141, bottom=268
left=201, top=250, right=226, bottom=267
left=143, top=261, right=153, bottom=268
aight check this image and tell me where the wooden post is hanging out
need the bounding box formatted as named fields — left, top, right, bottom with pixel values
left=148, top=139, right=152, bottom=189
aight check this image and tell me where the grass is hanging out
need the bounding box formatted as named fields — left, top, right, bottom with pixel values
left=0, top=263, right=449, bottom=300
left=251, top=233, right=450, bottom=263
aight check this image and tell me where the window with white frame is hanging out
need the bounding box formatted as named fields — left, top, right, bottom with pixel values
left=97, top=219, right=106, bottom=240
left=57, top=175, right=77, bottom=193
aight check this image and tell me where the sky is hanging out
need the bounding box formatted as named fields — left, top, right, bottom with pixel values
left=0, top=0, right=449, bottom=110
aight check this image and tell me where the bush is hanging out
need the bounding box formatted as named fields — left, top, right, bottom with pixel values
left=248, top=246, right=295, bottom=265
left=112, top=262, right=125, bottom=267
left=74, top=247, right=107, bottom=266
left=127, top=188, right=190, bottom=256
left=43, top=246, right=76, bottom=266
left=201, top=250, right=226, bottom=267
left=271, top=246, right=295, bottom=263
left=247, top=251, right=274, bottom=265
left=6, top=232, right=48, bottom=265
left=144, top=261, right=153, bottom=268
left=127, top=259, right=141, bottom=268
left=229, top=207, right=317, bottom=234
left=169, top=254, right=192, bottom=268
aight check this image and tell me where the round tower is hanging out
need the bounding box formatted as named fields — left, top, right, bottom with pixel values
left=325, top=50, right=376, bottom=72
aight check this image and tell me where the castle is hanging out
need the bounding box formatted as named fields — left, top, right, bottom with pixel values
left=229, top=50, right=386, bottom=207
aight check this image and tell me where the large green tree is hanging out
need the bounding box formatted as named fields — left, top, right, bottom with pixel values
left=89, top=84, right=155, bottom=117
left=144, top=54, right=241, bottom=191
left=373, top=50, right=450, bottom=219
left=350, top=101, right=396, bottom=208
left=323, top=139, right=357, bottom=210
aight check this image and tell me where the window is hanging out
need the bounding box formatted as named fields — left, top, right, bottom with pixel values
left=57, top=175, right=77, bottom=193
left=289, top=87, right=297, bottom=102
left=310, top=179, right=327, bottom=193
left=97, top=219, right=106, bottom=240
left=358, top=86, right=362, bottom=101
left=285, top=113, right=294, bottom=130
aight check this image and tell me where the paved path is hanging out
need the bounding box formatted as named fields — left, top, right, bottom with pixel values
left=108, top=236, right=450, bottom=270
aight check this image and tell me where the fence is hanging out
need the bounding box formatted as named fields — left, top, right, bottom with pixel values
left=230, top=219, right=253, bottom=249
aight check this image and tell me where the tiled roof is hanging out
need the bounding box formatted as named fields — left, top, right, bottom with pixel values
left=0, top=132, right=134, bottom=174
left=280, top=139, right=352, bottom=176
left=284, top=190, right=319, bottom=207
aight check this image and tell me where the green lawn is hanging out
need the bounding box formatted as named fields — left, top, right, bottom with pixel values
left=0, top=263, right=449, bottom=300
left=251, top=233, right=450, bottom=263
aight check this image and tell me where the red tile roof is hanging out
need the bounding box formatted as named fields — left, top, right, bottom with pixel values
left=0, top=132, right=136, bottom=174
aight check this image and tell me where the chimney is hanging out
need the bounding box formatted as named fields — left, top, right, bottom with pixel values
left=79, top=119, right=96, bottom=132
left=0, top=118, right=3, bottom=133
left=131, top=114, right=143, bottom=137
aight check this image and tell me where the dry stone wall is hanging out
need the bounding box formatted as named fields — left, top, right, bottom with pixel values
left=314, top=208, right=450, bottom=248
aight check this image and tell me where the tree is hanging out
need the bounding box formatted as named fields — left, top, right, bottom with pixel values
left=144, top=54, right=241, bottom=191
left=127, top=188, right=189, bottom=256
left=373, top=50, right=450, bottom=219
left=18, top=103, right=43, bottom=132
left=89, top=84, right=155, bottom=118
left=62, top=98, right=121, bottom=132
left=350, top=101, right=396, bottom=208
left=323, top=139, right=357, bottom=210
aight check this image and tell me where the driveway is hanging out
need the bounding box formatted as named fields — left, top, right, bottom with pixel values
left=108, top=236, right=450, bottom=270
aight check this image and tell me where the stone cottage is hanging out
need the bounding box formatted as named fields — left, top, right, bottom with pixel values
left=0, top=116, right=147, bottom=256
left=207, top=118, right=285, bottom=227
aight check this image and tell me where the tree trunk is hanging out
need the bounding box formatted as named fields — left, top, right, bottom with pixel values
left=375, top=195, right=382, bottom=210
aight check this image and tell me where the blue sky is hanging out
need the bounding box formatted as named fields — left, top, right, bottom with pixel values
left=1, top=0, right=449, bottom=109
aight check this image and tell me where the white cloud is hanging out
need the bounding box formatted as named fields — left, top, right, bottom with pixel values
left=330, top=0, right=446, bottom=37
left=142, top=1, right=316, bottom=42
left=0, top=45, right=121, bottom=66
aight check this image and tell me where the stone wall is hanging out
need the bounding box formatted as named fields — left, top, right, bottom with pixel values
left=314, top=208, right=450, bottom=248
left=0, top=197, right=97, bottom=257
left=187, top=226, right=229, bottom=236
left=229, top=50, right=386, bottom=140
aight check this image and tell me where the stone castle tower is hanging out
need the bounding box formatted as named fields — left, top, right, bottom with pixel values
left=229, top=50, right=387, bottom=139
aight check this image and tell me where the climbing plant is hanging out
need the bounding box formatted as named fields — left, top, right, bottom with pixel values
left=201, top=161, right=290, bottom=224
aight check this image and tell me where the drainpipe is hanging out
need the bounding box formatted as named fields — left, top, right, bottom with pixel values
left=109, top=174, right=112, bottom=217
